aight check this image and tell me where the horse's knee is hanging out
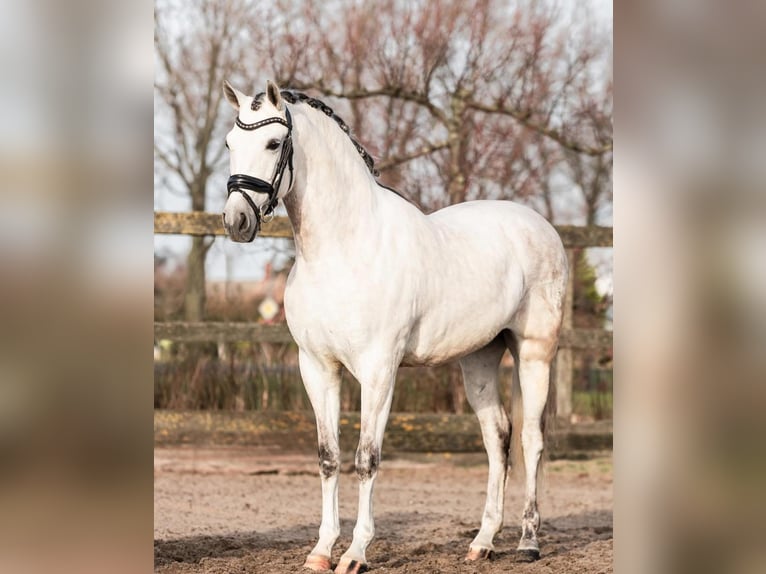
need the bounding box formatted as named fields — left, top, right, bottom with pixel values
left=318, top=444, right=340, bottom=479
left=355, top=440, right=380, bottom=481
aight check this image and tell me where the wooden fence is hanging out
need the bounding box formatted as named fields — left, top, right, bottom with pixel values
left=154, top=212, right=613, bottom=417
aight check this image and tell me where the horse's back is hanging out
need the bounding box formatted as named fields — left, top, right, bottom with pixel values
left=427, top=200, right=566, bottom=285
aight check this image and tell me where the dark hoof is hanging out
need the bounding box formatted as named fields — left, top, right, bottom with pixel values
left=516, top=548, right=540, bottom=562
left=465, top=547, right=495, bottom=561
left=334, top=557, right=368, bottom=574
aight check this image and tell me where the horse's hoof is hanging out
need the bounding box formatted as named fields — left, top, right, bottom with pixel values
left=304, top=554, right=332, bottom=571
left=464, top=546, right=495, bottom=561
left=334, top=557, right=368, bottom=574
left=516, top=548, right=540, bottom=562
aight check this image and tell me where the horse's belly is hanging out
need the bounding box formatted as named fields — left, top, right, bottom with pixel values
left=401, top=258, right=525, bottom=366
left=401, top=310, right=513, bottom=367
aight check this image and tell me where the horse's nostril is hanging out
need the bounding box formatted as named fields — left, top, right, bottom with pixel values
left=238, top=213, right=248, bottom=231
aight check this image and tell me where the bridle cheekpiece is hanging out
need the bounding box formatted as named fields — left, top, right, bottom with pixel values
left=226, top=106, right=294, bottom=235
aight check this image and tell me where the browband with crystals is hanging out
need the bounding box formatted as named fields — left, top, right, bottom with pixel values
left=235, top=116, right=289, bottom=131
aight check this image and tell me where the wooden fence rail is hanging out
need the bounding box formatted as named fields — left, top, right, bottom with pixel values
left=153, top=321, right=612, bottom=350
left=154, top=211, right=613, bottom=417
left=154, top=211, right=613, bottom=247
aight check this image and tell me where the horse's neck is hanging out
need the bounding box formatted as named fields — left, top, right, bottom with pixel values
left=284, top=109, right=384, bottom=260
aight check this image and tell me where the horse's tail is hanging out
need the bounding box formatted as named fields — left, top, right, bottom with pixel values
left=509, top=343, right=524, bottom=479
left=504, top=330, right=524, bottom=478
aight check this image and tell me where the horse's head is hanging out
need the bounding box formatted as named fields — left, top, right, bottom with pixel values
left=222, top=80, right=294, bottom=242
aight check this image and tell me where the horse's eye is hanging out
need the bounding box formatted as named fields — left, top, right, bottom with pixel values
left=266, top=139, right=281, bottom=151
left=224, top=140, right=230, bottom=150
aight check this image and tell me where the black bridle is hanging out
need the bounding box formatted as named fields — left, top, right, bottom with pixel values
left=226, top=107, right=294, bottom=235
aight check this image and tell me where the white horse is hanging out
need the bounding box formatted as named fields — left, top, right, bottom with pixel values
left=221, top=80, right=567, bottom=573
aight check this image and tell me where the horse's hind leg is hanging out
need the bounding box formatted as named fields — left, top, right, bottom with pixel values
left=460, top=336, right=510, bottom=561
left=512, top=333, right=558, bottom=562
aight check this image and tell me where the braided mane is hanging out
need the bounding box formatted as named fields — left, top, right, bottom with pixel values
left=252, top=90, right=379, bottom=177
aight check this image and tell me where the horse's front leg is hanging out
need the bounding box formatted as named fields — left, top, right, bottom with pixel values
left=335, top=362, right=397, bottom=574
left=299, top=351, right=342, bottom=572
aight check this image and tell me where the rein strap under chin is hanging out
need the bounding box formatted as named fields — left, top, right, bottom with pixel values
left=227, top=107, right=294, bottom=226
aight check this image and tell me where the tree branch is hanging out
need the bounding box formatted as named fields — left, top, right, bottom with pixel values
left=154, top=143, right=192, bottom=189
left=464, top=98, right=612, bottom=156
left=290, top=82, right=449, bottom=125
left=377, top=140, right=451, bottom=171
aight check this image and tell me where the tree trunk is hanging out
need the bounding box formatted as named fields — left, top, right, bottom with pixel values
left=450, top=364, right=466, bottom=414
left=184, top=173, right=208, bottom=322
left=555, top=249, right=575, bottom=420
left=446, top=95, right=467, bottom=206
left=184, top=235, right=207, bottom=322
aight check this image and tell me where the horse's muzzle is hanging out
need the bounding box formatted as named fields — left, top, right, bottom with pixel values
left=222, top=205, right=259, bottom=242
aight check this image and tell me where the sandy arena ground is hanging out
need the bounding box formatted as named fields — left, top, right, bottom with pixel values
left=155, top=446, right=612, bottom=573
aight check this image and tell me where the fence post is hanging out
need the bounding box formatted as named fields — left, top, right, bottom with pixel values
left=555, top=249, right=575, bottom=419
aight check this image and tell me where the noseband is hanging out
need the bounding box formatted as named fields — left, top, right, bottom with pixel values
left=226, top=107, right=294, bottom=231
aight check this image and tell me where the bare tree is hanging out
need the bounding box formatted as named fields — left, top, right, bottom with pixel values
left=154, top=0, right=258, bottom=321
left=262, top=0, right=612, bottom=412
left=265, top=0, right=612, bottom=216
left=564, top=75, right=613, bottom=225
left=258, top=0, right=612, bottom=412
left=154, top=0, right=611, bottom=413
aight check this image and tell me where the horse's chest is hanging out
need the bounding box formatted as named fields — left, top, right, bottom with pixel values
left=284, top=268, right=413, bottom=353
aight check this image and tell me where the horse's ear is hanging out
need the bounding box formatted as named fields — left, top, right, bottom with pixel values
left=223, top=80, right=243, bottom=111
left=266, top=80, right=284, bottom=111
